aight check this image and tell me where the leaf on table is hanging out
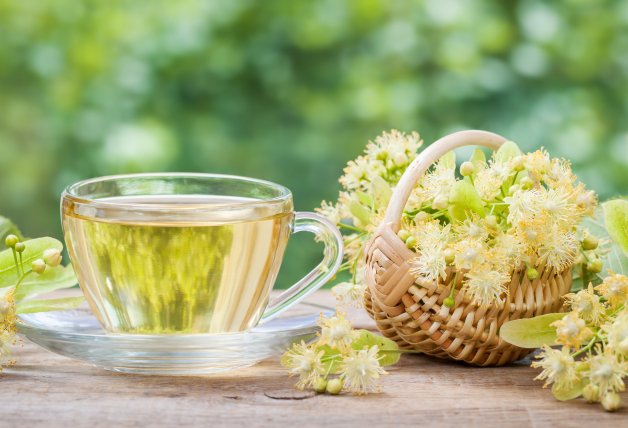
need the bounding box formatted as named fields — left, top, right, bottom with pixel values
left=551, top=379, right=586, bottom=401
left=603, top=199, right=628, bottom=256
left=14, top=264, right=78, bottom=300
left=0, top=237, right=64, bottom=286
left=352, top=329, right=400, bottom=367
left=499, top=313, right=564, bottom=348
left=0, top=216, right=24, bottom=243
left=16, top=296, right=84, bottom=314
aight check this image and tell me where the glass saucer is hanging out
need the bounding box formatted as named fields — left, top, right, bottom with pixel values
left=17, top=303, right=331, bottom=376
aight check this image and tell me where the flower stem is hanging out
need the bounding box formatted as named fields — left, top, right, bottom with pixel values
left=14, top=269, right=33, bottom=292
left=339, top=223, right=366, bottom=233
left=11, top=248, right=20, bottom=277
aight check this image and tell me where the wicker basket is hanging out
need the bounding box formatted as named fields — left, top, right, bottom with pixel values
left=363, top=130, right=572, bottom=366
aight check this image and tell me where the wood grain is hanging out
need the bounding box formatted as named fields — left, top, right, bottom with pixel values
left=2, top=291, right=625, bottom=428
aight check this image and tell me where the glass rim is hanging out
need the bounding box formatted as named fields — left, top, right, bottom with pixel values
left=62, top=172, right=293, bottom=211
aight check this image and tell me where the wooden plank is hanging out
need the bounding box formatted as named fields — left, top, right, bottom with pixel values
left=2, top=291, right=625, bottom=427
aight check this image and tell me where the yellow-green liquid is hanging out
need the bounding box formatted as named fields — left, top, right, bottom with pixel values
left=62, top=195, right=292, bottom=334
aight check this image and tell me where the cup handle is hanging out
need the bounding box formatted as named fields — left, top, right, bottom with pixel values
left=259, top=212, right=343, bottom=323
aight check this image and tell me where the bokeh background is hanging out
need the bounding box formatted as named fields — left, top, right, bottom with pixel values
left=1, top=0, right=627, bottom=287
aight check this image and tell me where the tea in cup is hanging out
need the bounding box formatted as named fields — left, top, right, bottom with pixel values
left=61, top=173, right=342, bottom=334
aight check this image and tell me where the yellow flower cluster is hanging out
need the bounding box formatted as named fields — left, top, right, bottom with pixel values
left=532, top=273, right=628, bottom=412
left=0, top=289, right=17, bottom=370
left=281, top=313, right=388, bottom=395
left=320, top=130, right=598, bottom=308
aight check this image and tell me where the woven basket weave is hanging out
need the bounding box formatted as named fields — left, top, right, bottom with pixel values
left=363, top=130, right=572, bottom=366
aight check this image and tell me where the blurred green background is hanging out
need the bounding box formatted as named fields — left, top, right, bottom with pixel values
left=1, top=0, right=627, bottom=287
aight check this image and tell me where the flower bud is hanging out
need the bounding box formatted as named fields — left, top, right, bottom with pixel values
left=14, top=242, right=25, bottom=253
left=443, top=248, right=455, bottom=265
left=43, top=248, right=62, bottom=267
left=526, top=267, right=539, bottom=280
left=508, top=184, right=520, bottom=195
left=443, top=296, right=455, bottom=308
left=397, top=229, right=411, bottom=242
left=313, top=378, right=328, bottom=394
left=520, top=176, right=534, bottom=190
left=4, top=234, right=19, bottom=248
left=326, top=378, right=343, bottom=395
left=485, top=215, right=498, bottom=228
left=581, top=234, right=599, bottom=251
left=582, top=384, right=600, bottom=403
left=601, top=392, right=622, bottom=412
left=405, top=236, right=417, bottom=250
left=414, top=211, right=430, bottom=223
left=432, top=195, right=448, bottom=210
left=460, top=161, right=475, bottom=177
left=31, top=259, right=47, bottom=274
left=586, top=259, right=603, bottom=274
left=511, top=156, right=525, bottom=172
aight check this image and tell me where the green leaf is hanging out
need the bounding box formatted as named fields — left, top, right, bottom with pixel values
left=551, top=379, right=586, bottom=401
left=349, top=199, right=372, bottom=227
left=448, top=180, right=486, bottom=221
left=351, top=330, right=400, bottom=367
left=316, top=344, right=343, bottom=374
left=14, top=265, right=78, bottom=300
left=438, top=151, right=456, bottom=169
left=580, top=205, right=628, bottom=277
left=355, top=191, right=373, bottom=208
left=16, top=296, right=84, bottom=314
left=370, top=175, right=392, bottom=210
left=469, top=148, right=487, bottom=172
left=499, top=313, right=564, bottom=348
left=603, top=199, right=628, bottom=256
left=0, top=216, right=23, bottom=243
left=0, top=237, right=64, bottom=286
left=494, top=140, right=522, bottom=164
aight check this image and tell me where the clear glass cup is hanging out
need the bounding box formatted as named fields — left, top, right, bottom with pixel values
left=61, top=173, right=343, bottom=334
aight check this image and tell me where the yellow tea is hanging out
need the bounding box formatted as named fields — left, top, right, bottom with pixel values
left=62, top=195, right=292, bottom=333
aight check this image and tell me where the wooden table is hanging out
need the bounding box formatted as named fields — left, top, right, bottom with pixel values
left=3, top=291, right=626, bottom=427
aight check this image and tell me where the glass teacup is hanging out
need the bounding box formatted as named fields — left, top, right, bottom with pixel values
left=61, top=173, right=342, bottom=334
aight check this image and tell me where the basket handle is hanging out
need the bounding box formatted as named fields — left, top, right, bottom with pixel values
left=384, top=130, right=509, bottom=229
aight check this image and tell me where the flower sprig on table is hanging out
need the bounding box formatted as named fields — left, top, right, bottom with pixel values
left=281, top=313, right=399, bottom=395
left=320, top=130, right=598, bottom=307
left=0, top=216, right=82, bottom=371
left=502, top=199, right=628, bottom=411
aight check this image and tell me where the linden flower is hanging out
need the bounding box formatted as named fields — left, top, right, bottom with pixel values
left=538, top=188, right=578, bottom=226
left=586, top=349, right=628, bottom=394
left=491, top=232, right=524, bottom=267
left=332, top=281, right=367, bottom=308
left=339, top=156, right=372, bottom=190
left=464, top=267, right=510, bottom=305
left=532, top=346, right=578, bottom=390
left=596, top=273, right=628, bottom=308
left=340, top=345, right=387, bottom=394
left=523, top=149, right=551, bottom=180
left=505, top=189, right=543, bottom=226
left=563, top=284, right=605, bottom=325
left=282, top=341, right=325, bottom=390
left=544, top=158, right=577, bottom=188
left=365, top=129, right=422, bottom=169
left=475, top=159, right=512, bottom=200
left=604, top=310, right=628, bottom=356
left=453, top=238, right=487, bottom=271
left=0, top=290, right=16, bottom=331
left=551, top=312, right=593, bottom=348
left=409, top=245, right=448, bottom=283
left=415, top=159, right=456, bottom=202
left=536, top=226, right=578, bottom=271
left=317, top=200, right=341, bottom=226
left=454, top=217, right=489, bottom=242
left=318, top=313, right=355, bottom=350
